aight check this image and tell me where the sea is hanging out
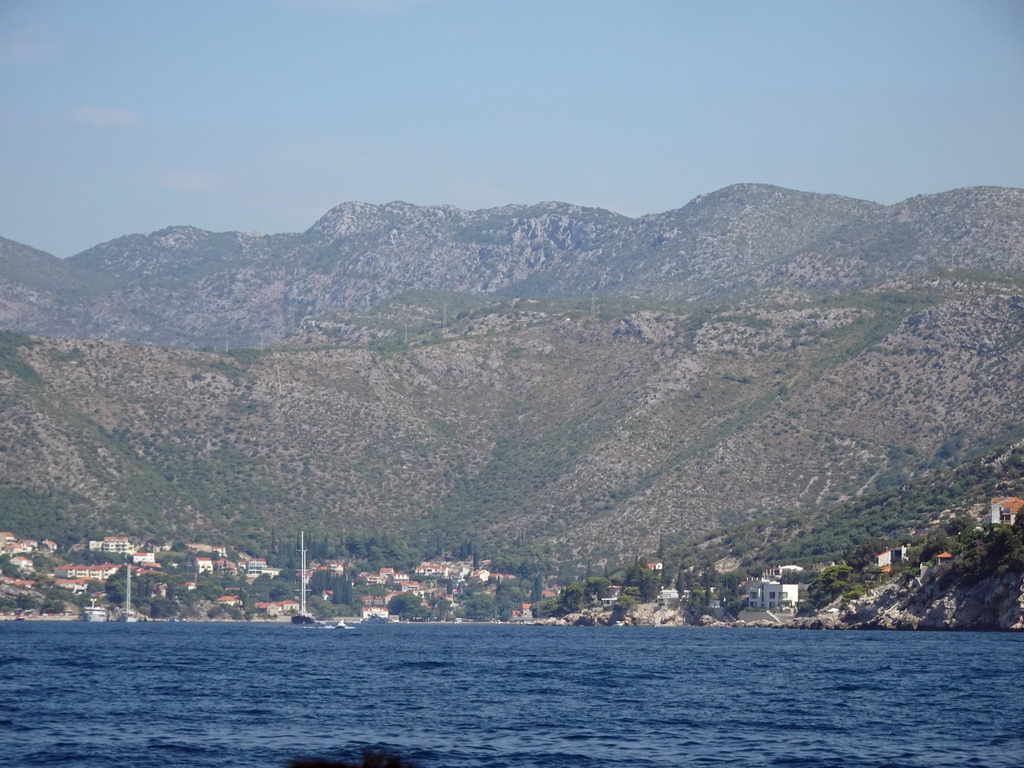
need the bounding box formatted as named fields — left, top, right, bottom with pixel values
left=2, top=622, right=1021, bottom=768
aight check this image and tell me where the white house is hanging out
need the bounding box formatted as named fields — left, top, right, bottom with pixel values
left=990, top=497, right=1023, bottom=525
left=762, top=564, right=804, bottom=581
left=875, top=546, right=909, bottom=569
left=55, top=563, right=121, bottom=581
left=88, top=536, right=134, bottom=554
left=657, top=588, right=680, bottom=605
left=747, top=579, right=799, bottom=611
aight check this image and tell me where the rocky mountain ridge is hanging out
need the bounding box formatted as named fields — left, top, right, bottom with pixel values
left=1, top=184, right=1021, bottom=349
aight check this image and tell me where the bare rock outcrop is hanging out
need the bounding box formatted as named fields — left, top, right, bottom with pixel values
left=796, top=570, right=1024, bottom=631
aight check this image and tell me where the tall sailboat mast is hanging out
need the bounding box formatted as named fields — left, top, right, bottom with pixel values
left=292, top=530, right=315, bottom=624
left=298, top=531, right=307, bottom=615
left=118, top=562, right=138, bottom=621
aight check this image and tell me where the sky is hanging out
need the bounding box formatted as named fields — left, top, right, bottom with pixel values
left=1, top=0, right=1023, bottom=258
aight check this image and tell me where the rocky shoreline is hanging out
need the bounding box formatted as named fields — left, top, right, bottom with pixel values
left=536, top=569, right=1024, bottom=631
left=791, top=570, right=1024, bottom=631
left=7, top=569, right=1022, bottom=630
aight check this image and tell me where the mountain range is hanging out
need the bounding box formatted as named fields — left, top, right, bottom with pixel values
left=1, top=183, right=1023, bottom=564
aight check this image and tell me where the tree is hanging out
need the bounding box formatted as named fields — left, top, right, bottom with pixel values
left=495, top=582, right=527, bottom=621
left=582, top=576, right=610, bottom=604
left=622, top=563, right=662, bottom=602
left=844, top=538, right=892, bottom=571
left=431, top=596, right=452, bottom=621
left=558, top=582, right=585, bottom=614
left=104, top=574, right=126, bottom=606
left=616, top=593, right=638, bottom=612
left=148, top=597, right=177, bottom=618
left=807, top=565, right=856, bottom=609
left=462, top=592, right=496, bottom=621
left=388, top=592, right=429, bottom=621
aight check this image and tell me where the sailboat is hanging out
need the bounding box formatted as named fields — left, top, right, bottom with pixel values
left=119, top=563, right=138, bottom=623
left=291, top=531, right=316, bottom=625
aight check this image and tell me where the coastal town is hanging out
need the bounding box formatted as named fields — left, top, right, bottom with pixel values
left=2, top=496, right=1020, bottom=626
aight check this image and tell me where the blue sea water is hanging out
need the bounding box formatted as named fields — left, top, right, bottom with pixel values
left=1, top=622, right=1021, bottom=768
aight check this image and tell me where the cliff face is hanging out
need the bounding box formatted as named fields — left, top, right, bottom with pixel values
left=799, top=571, right=1024, bottom=631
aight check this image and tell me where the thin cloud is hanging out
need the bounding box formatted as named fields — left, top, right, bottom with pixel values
left=71, top=105, right=143, bottom=129
left=1, top=24, right=62, bottom=65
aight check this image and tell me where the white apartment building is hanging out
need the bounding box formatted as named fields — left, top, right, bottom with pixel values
left=88, top=537, right=134, bottom=554
left=747, top=579, right=800, bottom=611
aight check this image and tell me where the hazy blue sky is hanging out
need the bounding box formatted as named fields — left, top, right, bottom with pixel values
left=2, top=0, right=1022, bottom=257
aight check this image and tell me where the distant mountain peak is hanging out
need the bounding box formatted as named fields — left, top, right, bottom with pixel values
left=0, top=184, right=1019, bottom=349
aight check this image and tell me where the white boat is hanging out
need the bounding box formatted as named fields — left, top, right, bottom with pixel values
left=82, top=599, right=108, bottom=622
left=291, top=532, right=316, bottom=625
left=119, top=563, right=138, bottom=622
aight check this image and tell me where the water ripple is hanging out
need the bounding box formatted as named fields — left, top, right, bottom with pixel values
left=2, top=623, right=1023, bottom=768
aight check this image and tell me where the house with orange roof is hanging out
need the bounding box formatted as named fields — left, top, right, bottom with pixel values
left=875, top=545, right=909, bottom=569
left=361, top=571, right=388, bottom=586
left=254, top=600, right=299, bottom=616
left=55, top=578, right=91, bottom=594
left=511, top=602, right=533, bottom=621
left=215, top=595, right=242, bottom=607
left=919, top=551, right=955, bottom=579
left=989, top=497, right=1024, bottom=525
left=55, top=563, right=122, bottom=581
left=414, top=561, right=449, bottom=578
left=3, top=578, right=36, bottom=588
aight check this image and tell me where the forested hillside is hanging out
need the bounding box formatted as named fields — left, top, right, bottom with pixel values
left=1, top=184, right=1023, bottom=563
left=3, top=276, right=1024, bottom=562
